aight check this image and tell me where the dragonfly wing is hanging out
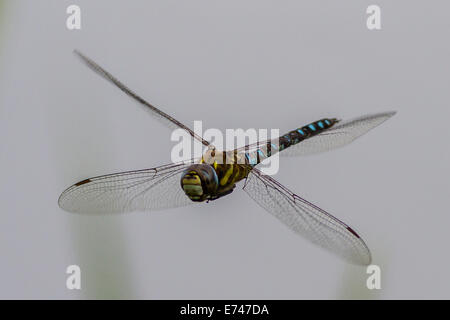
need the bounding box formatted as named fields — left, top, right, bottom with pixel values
left=74, top=50, right=210, bottom=147
left=281, top=111, right=395, bottom=156
left=233, top=111, right=395, bottom=158
left=243, top=168, right=372, bottom=265
left=59, top=161, right=196, bottom=214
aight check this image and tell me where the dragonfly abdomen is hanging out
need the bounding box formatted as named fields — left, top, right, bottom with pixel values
left=244, top=118, right=338, bottom=166
left=281, top=118, right=338, bottom=150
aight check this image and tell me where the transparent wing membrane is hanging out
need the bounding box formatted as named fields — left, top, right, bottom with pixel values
left=280, top=111, right=395, bottom=156
left=234, top=112, right=395, bottom=158
left=58, top=161, right=196, bottom=214
left=243, top=168, right=372, bottom=265
left=74, top=50, right=210, bottom=146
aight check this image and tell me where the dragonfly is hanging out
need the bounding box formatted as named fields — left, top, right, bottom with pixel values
left=59, top=50, right=396, bottom=265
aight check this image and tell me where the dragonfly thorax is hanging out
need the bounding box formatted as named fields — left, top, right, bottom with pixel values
left=181, top=164, right=219, bottom=202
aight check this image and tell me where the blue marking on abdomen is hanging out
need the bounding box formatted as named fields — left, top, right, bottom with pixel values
left=308, top=124, right=316, bottom=131
left=246, top=153, right=257, bottom=165
left=318, top=121, right=324, bottom=128
left=257, top=149, right=265, bottom=157
left=297, top=129, right=305, bottom=135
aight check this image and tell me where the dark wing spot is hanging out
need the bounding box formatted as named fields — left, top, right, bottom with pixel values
left=346, top=227, right=360, bottom=238
left=74, top=178, right=91, bottom=187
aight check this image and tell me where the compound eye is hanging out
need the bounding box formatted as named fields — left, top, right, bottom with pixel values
left=211, top=150, right=215, bottom=157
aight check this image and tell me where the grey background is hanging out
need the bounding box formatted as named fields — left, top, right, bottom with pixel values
left=0, top=0, right=449, bottom=299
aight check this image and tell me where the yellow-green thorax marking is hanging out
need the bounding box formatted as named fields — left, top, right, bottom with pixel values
left=202, top=149, right=252, bottom=185
left=180, top=149, right=252, bottom=202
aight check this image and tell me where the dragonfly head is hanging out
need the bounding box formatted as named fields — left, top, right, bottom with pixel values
left=181, top=164, right=219, bottom=202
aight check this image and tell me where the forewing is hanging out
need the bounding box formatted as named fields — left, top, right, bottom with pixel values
left=58, top=161, right=195, bottom=214
left=74, top=50, right=210, bottom=146
left=243, top=168, right=372, bottom=265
